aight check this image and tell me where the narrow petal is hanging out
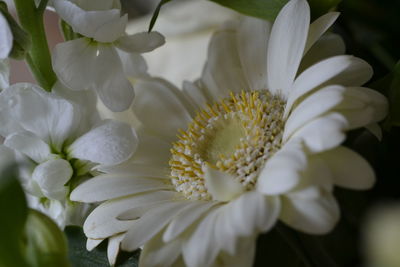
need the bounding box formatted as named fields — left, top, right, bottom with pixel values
left=70, top=175, right=171, bottom=203
left=0, top=13, right=12, bottom=59
left=53, top=0, right=126, bottom=42
left=201, top=29, right=249, bottom=100
left=203, top=165, right=244, bottom=202
left=281, top=192, right=340, bottom=234
left=4, top=131, right=51, bottom=163
left=267, top=0, right=310, bottom=97
left=69, top=120, right=137, bottom=165
left=257, top=142, right=307, bottom=195
left=140, top=232, right=182, bottom=267
left=304, top=12, right=340, bottom=55
left=236, top=17, right=271, bottom=91
left=107, top=233, right=125, bottom=266
left=116, top=32, right=165, bottom=53
left=83, top=191, right=176, bottom=239
left=288, top=113, right=348, bottom=153
left=283, top=85, right=345, bottom=140
left=285, top=55, right=372, bottom=117
left=121, top=201, right=190, bottom=251
left=320, top=146, right=375, bottom=189
left=86, top=238, right=103, bottom=251
left=163, top=201, right=216, bottom=242
left=32, top=159, right=73, bottom=200
left=132, top=79, right=193, bottom=142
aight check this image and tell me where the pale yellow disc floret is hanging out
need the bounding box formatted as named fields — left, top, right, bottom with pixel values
left=169, top=90, right=285, bottom=200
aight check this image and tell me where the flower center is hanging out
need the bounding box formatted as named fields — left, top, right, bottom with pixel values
left=169, top=90, right=285, bottom=200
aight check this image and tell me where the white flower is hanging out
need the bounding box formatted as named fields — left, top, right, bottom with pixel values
left=71, top=0, right=387, bottom=266
left=0, top=12, right=12, bottom=59
left=0, top=81, right=138, bottom=227
left=52, top=0, right=165, bottom=112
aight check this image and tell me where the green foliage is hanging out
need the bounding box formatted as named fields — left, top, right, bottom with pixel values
left=0, top=166, right=29, bottom=267
left=65, top=226, right=140, bottom=267
left=388, top=62, right=400, bottom=127
left=148, top=0, right=172, bottom=32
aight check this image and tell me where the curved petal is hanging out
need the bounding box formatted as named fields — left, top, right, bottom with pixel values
left=53, top=0, right=126, bottom=42
left=257, top=142, right=307, bottom=195
left=284, top=55, right=373, bottom=117
left=116, top=32, right=165, bottom=53
left=280, top=192, right=340, bottom=234
left=320, top=146, right=375, bottom=190
left=287, top=113, right=348, bottom=153
left=236, top=16, right=271, bottom=91
left=132, top=79, right=193, bottom=142
left=140, top=232, right=182, bottom=267
left=107, top=233, right=125, bottom=266
left=4, top=83, right=78, bottom=150
left=304, top=12, right=340, bottom=55
left=201, top=28, right=249, bottom=100
left=283, top=85, right=345, bottom=140
left=0, top=59, right=9, bottom=89
left=0, top=13, right=12, bottom=59
left=69, top=120, right=137, bottom=165
left=267, top=0, right=310, bottom=97
left=4, top=131, right=51, bottom=163
left=32, top=158, right=73, bottom=200
left=70, top=174, right=170, bottom=203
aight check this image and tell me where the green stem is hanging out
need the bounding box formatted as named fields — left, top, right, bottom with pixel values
left=13, top=0, right=56, bottom=91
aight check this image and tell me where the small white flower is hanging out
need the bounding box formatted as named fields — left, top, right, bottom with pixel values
left=52, top=0, right=165, bottom=112
left=0, top=81, right=138, bottom=227
left=0, top=12, right=12, bottom=59
left=71, top=0, right=387, bottom=265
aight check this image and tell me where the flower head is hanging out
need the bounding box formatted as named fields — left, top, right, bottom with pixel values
left=0, top=77, right=138, bottom=227
left=71, top=0, right=387, bottom=265
left=52, top=0, right=165, bottom=112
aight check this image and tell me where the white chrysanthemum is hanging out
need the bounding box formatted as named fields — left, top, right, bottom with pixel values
left=52, top=0, right=165, bottom=112
left=71, top=0, right=387, bottom=266
left=0, top=12, right=12, bottom=59
left=0, top=78, right=138, bottom=227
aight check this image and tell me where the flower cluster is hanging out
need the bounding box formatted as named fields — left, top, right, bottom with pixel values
left=0, top=0, right=389, bottom=266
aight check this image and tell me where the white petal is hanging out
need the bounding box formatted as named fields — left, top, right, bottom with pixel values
left=0, top=59, right=10, bottom=89
left=236, top=17, right=271, bottom=91
left=116, top=32, right=165, bottom=53
left=69, top=120, right=137, bottom=165
left=53, top=40, right=134, bottom=112
left=257, top=142, right=307, bottom=195
left=117, top=50, right=149, bottom=78
left=70, top=174, right=171, bottom=203
left=203, top=165, right=244, bottom=202
left=86, top=238, right=103, bottom=251
left=283, top=85, right=345, bottom=140
left=267, top=0, right=310, bottom=97
left=366, top=123, right=382, bottom=140
left=132, top=79, right=193, bottom=142
left=201, top=29, right=249, bottom=100
left=5, top=83, right=78, bottom=150
left=182, top=81, right=209, bottom=110
left=163, top=201, right=216, bottom=242
left=140, top=232, right=182, bottom=267
left=320, top=146, right=375, bottom=189
left=0, top=13, right=12, bottom=59
left=218, top=237, right=256, bottom=267
left=285, top=55, right=372, bottom=117
left=0, top=86, right=24, bottom=137
left=288, top=113, right=348, bottom=153
left=121, top=201, right=189, bottom=251
left=83, top=191, right=176, bottom=239
left=32, top=159, right=73, bottom=200
left=304, top=12, right=340, bottom=55
left=107, top=233, right=124, bottom=266
left=53, top=0, right=126, bottom=42
left=280, top=192, right=340, bottom=234
left=300, top=33, right=345, bottom=72
left=4, top=131, right=51, bottom=163
left=182, top=209, right=220, bottom=267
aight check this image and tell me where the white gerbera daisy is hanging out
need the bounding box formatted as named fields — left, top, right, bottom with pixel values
left=71, top=0, right=387, bottom=266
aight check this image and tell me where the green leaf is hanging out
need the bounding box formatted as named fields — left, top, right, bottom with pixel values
left=148, top=0, right=172, bottom=32
left=0, top=165, right=29, bottom=267
left=65, top=226, right=140, bottom=267
left=307, top=0, right=341, bottom=19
